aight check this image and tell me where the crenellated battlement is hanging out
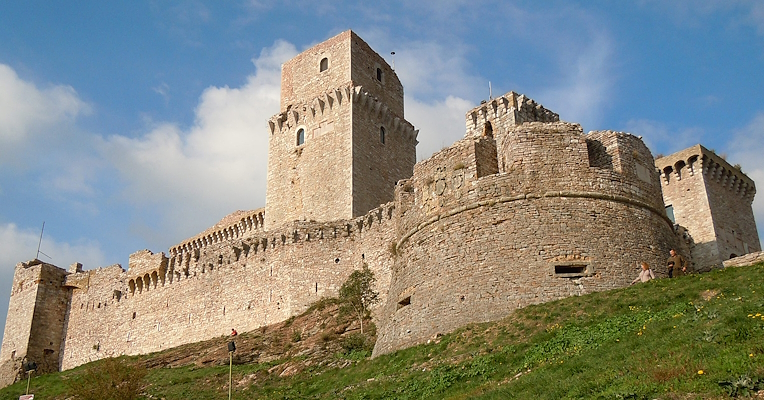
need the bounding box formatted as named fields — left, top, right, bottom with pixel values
left=116, top=202, right=396, bottom=301
left=656, top=144, right=760, bottom=270
left=169, top=209, right=265, bottom=258
left=464, top=92, right=559, bottom=139
left=267, top=85, right=418, bottom=143
left=656, top=144, right=756, bottom=203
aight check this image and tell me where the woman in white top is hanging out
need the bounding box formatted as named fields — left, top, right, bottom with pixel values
left=631, top=262, right=655, bottom=285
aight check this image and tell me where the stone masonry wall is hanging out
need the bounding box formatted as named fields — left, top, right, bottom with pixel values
left=703, top=156, right=760, bottom=261
left=351, top=88, right=417, bottom=218
left=268, top=31, right=413, bottom=230
left=280, top=31, right=352, bottom=112
left=266, top=85, right=354, bottom=229
left=723, top=250, right=764, bottom=267
left=0, top=261, right=69, bottom=386
left=373, top=121, right=676, bottom=356
left=0, top=262, right=44, bottom=387
left=348, top=32, right=404, bottom=118
left=656, top=145, right=759, bottom=270
left=57, top=204, right=397, bottom=371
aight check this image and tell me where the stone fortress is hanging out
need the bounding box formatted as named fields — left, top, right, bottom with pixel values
left=1, top=30, right=760, bottom=385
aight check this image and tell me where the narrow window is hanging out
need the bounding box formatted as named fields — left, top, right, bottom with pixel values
left=665, top=205, right=675, bottom=224
left=397, top=296, right=411, bottom=310
left=483, top=121, right=493, bottom=137
left=662, top=166, right=673, bottom=183
left=132, top=312, right=136, bottom=319
left=296, top=128, right=305, bottom=146
left=376, top=67, right=383, bottom=81
left=315, top=282, right=318, bottom=293
left=554, top=264, right=589, bottom=277
left=320, top=57, right=329, bottom=72
left=380, top=126, right=386, bottom=144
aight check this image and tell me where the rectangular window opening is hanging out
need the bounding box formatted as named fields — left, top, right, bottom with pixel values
left=397, top=296, right=411, bottom=310
left=553, top=263, right=591, bottom=278
left=665, top=205, right=675, bottom=224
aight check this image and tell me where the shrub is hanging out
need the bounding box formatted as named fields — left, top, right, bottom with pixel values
left=66, top=357, right=147, bottom=400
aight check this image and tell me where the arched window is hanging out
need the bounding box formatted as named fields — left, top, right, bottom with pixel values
left=483, top=121, right=493, bottom=137
left=296, top=128, right=305, bottom=146
left=320, top=57, right=329, bottom=72
left=662, top=166, right=673, bottom=183
left=380, top=126, right=386, bottom=144
left=376, top=67, right=383, bottom=82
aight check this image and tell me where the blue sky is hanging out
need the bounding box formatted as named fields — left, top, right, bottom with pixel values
left=2, top=0, right=764, bottom=344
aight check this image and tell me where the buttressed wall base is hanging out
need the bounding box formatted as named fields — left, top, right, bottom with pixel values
left=0, top=30, right=758, bottom=386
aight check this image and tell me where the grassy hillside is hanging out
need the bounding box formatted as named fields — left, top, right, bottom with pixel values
left=3, top=263, right=764, bottom=399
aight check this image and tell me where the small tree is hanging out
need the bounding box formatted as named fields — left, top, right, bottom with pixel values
left=339, top=264, right=379, bottom=334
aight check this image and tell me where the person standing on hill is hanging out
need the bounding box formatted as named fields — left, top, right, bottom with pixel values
left=666, top=248, right=687, bottom=278
left=631, top=262, right=655, bottom=284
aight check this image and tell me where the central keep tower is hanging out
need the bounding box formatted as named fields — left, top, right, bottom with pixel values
left=265, top=30, right=418, bottom=229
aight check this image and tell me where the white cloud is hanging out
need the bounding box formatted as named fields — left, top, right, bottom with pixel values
left=624, top=119, right=706, bottom=157
left=389, top=40, right=483, bottom=101
left=0, top=222, right=106, bottom=344
left=727, top=112, right=764, bottom=243
left=406, top=96, right=474, bottom=161
left=0, top=64, right=90, bottom=164
left=100, top=40, right=297, bottom=244
left=153, top=82, right=170, bottom=103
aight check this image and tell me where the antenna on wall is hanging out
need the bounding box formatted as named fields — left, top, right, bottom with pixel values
left=36, top=221, right=51, bottom=261
left=489, top=81, right=493, bottom=99
left=391, top=51, right=395, bottom=70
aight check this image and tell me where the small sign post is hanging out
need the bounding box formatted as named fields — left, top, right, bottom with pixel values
left=22, top=360, right=36, bottom=399
left=228, top=341, right=236, bottom=400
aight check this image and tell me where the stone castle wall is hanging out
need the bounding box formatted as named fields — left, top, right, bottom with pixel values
left=0, top=261, right=69, bottom=386
left=350, top=87, right=417, bottom=218
left=373, top=121, right=676, bottom=356
left=2, top=30, right=760, bottom=386
left=53, top=203, right=396, bottom=370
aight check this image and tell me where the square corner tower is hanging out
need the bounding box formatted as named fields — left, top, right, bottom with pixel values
left=656, top=145, right=760, bottom=270
left=265, top=30, right=418, bottom=230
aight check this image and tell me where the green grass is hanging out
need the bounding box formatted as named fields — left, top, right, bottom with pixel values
left=3, top=263, right=764, bottom=399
